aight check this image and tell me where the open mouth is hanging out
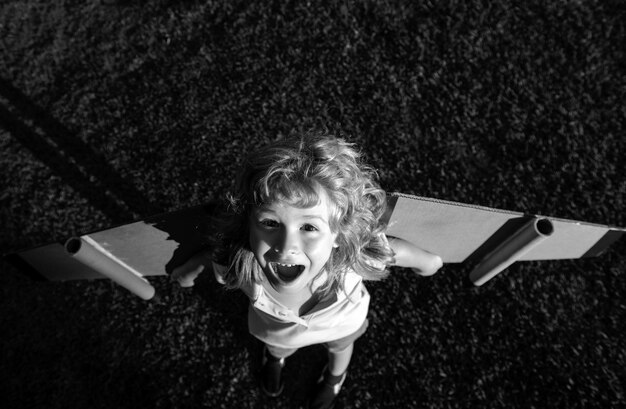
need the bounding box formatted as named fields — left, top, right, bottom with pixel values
left=270, top=262, right=305, bottom=283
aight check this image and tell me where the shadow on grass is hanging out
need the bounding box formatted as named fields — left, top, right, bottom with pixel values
left=146, top=201, right=218, bottom=276
left=0, top=77, right=160, bottom=223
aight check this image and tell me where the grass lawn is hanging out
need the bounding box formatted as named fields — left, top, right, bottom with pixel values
left=1, top=1, right=625, bottom=408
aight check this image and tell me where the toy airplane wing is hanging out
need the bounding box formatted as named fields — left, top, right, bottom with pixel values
left=5, top=204, right=214, bottom=300
left=384, top=193, right=624, bottom=285
left=5, top=194, right=624, bottom=299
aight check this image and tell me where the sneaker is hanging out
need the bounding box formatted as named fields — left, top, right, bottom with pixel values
left=261, top=346, right=285, bottom=397
left=308, top=365, right=347, bottom=409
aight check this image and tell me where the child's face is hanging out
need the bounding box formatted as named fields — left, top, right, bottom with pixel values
left=248, top=192, right=339, bottom=295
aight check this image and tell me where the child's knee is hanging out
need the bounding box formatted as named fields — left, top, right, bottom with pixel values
left=326, top=341, right=354, bottom=355
left=265, top=343, right=298, bottom=359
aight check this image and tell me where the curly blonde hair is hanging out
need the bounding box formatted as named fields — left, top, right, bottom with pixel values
left=211, top=131, right=395, bottom=298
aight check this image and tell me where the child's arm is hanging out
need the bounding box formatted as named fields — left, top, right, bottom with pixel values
left=171, top=250, right=214, bottom=287
left=387, top=236, right=443, bottom=276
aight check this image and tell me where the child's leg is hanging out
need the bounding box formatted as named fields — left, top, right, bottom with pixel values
left=310, top=320, right=368, bottom=407
left=261, top=343, right=297, bottom=397
left=325, top=318, right=368, bottom=376
left=328, top=342, right=353, bottom=376
left=309, top=343, right=354, bottom=409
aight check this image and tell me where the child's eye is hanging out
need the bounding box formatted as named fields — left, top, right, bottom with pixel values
left=302, top=224, right=318, bottom=232
left=260, top=219, right=279, bottom=228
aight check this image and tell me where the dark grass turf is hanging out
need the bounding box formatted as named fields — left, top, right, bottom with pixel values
left=1, top=1, right=625, bottom=408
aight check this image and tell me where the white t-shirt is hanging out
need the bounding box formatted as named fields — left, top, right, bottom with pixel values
left=213, top=262, right=370, bottom=349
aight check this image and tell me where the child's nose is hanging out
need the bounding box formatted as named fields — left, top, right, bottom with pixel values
left=273, top=230, right=300, bottom=255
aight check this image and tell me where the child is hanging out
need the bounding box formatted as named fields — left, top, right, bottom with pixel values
left=172, top=132, right=442, bottom=409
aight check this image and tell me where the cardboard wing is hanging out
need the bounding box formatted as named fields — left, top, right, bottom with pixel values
left=384, top=193, right=624, bottom=285
left=5, top=204, right=212, bottom=299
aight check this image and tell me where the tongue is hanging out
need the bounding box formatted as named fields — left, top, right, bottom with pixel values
left=276, top=264, right=301, bottom=281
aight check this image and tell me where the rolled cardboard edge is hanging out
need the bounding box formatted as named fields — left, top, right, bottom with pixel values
left=65, top=236, right=155, bottom=300
left=470, top=218, right=554, bottom=286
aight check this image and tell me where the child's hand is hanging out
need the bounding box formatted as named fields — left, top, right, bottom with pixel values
left=171, top=251, right=210, bottom=287
left=387, top=236, right=443, bottom=277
